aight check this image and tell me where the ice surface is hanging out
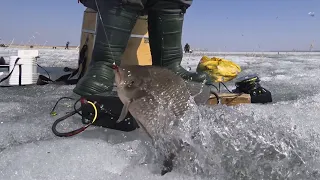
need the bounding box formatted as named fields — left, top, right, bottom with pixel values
left=1, top=48, right=320, bottom=179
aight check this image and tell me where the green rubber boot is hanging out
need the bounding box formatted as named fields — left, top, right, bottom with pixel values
left=147, top=10, right=211, bottom=84
left=73, top=6, right=139, bottom=97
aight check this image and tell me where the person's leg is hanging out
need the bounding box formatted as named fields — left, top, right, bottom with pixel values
left=147, top=0, right=211, bottom=83
left=74, top=0, right=144, bottom=97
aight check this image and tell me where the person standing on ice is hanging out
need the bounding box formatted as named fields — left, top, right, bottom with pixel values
left=74, top=0, right=211, bottom=97
left=65, top=41, right=70, bottom=49
left=184, top=43, right=190, bottom=53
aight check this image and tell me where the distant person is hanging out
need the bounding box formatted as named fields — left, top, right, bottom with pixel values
left=184, top=43, right=190, bottom=53
left=65, top=41, right=70, bottom=49
left=74, top=0, right=211, bottom=98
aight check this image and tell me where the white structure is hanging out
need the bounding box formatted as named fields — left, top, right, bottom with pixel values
left=8, top=50, right=39, bottom=85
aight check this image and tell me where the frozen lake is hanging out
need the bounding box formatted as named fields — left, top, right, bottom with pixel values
left=1, top=48, right=320, bottom=180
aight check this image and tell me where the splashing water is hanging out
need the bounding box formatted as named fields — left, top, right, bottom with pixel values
left=129, top=78, right=320, bottom=179
left=151, top=100, right=320, bottom=179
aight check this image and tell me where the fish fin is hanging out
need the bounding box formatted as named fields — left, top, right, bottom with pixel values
left=135, top=119, right=154, bottom=142
left=185, top=81, right=211, bottom=105
left=116, top=100, right=131, bottom=123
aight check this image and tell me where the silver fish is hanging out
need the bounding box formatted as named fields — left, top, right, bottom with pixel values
left=113, top=65, right=210, bottom=175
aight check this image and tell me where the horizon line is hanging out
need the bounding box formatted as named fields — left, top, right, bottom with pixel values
left=1, top=44, right=319, bottom=53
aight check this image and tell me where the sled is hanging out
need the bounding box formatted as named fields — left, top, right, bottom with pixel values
left=207, top=93, right=251, bottom=106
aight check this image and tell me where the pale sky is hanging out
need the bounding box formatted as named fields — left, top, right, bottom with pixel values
left=0, top=0, right=318, bottom=51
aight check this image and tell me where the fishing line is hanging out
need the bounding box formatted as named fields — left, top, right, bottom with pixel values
left=94, top=0, right=116, bottom=65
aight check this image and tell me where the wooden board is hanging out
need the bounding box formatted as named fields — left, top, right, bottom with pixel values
left=79, top=8, right=151, bottom=72
left=121, top=15, right=152, bottom=66
left=79, top=8, right=97, bottom=74
left=207, top=93, right=251, bottom=106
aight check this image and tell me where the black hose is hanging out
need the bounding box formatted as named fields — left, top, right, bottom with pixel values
left=51, top=108, right=91, bottom=137
left=37, top=63, right=51, bottom=80
left=50, top=97, right=75, bottom=115
left=73, top=98, right=83, bottom=116
left=207, top=83, right=218, bottom=91
left=210, top=90, right=220, bottom=104
left=220, top=82, right=233, bottom=93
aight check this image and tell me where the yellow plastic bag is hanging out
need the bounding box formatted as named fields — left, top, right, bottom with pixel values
left=196, top=56, right=241, bottom=82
